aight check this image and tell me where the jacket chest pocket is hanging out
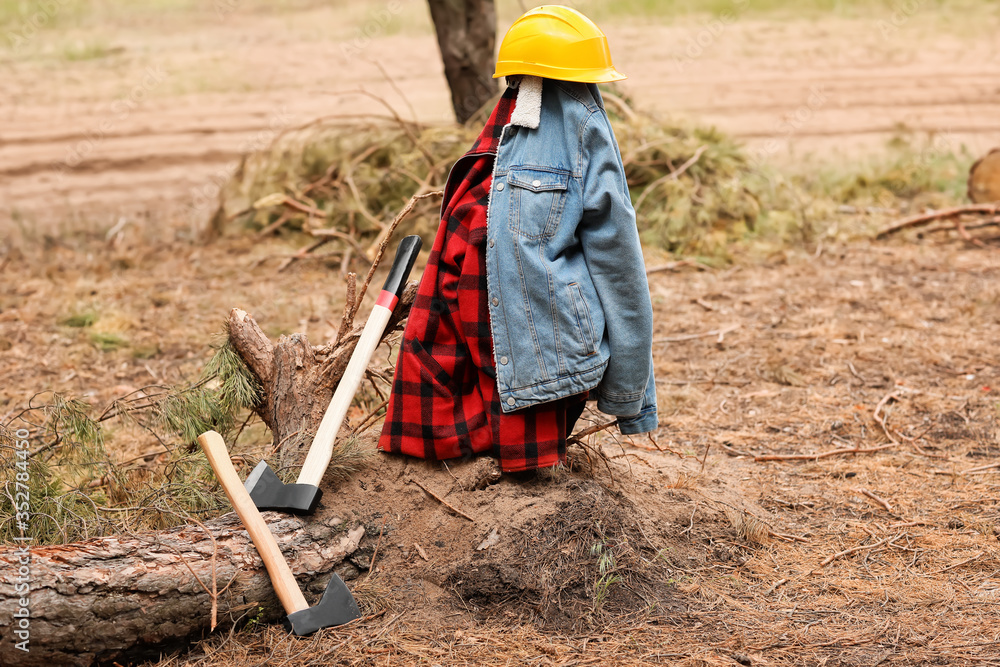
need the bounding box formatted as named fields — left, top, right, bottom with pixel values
left=506, top=167, right=571, bottom=239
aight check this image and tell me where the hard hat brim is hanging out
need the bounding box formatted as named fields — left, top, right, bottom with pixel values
left=493, top=63, right=627, bottom=83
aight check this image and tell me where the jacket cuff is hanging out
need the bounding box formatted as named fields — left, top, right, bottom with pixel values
left=595, top=391, right=643, bottom=418
left=617, top=408, right=658, bottom=435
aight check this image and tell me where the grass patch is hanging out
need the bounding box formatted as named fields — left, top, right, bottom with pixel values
left=569, top=0, right=997, bottom=21
left=0, top=335, right=266, bottom=545
left=0, top=0, right=362, bottom=33
left=0, top=0, right=85, bottom=33
left=61, top=39, right=117, bottom=61
left=131, top=343, right=161, bottom=360
left=324, top=436, right=374, bottom=483
left=62, top=310, right=98, bottom=328
left=90, top=331, right=128, bottom=351
left=793, top=133, right=972, bottom=208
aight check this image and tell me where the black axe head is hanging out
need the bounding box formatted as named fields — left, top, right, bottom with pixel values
left=284, top=573, right=361, bottom=636
left=245, top=461, right=322, bottom=515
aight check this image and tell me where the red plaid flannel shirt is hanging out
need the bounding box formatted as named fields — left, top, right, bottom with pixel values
left=379, top=85, right=585, bottom=472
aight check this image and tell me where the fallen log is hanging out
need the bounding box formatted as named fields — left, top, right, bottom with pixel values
left=0, top=512, right=365, bottom=666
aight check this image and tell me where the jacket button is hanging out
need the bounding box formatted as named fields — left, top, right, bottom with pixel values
left=491, top=297, right=499, bottom=306
left=507, top=397, right=516, bottom=406
left=532, top=180, right=541, bottom=187
left=495, top=182, right=505, bottom=191
left=499, top=356, right=508, bottom=365
left=489, top=239, right=495, bottom=248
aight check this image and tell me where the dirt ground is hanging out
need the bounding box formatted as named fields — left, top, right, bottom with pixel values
left=2, top=3, right=1000, bottom=666
left=3, top=231, right=1000, bottom=665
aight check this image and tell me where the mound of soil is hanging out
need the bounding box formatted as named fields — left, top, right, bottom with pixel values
left=298, top=433, right=764, bottom=632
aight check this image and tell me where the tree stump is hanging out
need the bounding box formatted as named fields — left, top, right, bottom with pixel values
left=227, top=282, right=416, bottom=470
left=968, top=148, right=1000, bottom=203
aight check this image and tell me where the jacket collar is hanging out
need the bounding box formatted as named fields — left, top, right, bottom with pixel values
left=464, top=75, right=544, bottom=156
left=509, top=75, right=542, bottom=129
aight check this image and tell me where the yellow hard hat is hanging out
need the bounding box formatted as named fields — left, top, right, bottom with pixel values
left=494, top=5, right=626, bottom=83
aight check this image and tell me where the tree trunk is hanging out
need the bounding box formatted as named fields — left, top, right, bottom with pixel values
left=427, top=0, right=499, bottom=123
left=968, top=148, right=1000, bottom=203
left=228, top=282, right=416, bottom=471
left=0, top=513, right=365, bottom=666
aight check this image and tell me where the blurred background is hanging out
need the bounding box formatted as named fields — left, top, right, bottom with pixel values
left=2, top=0, right=998, bottom=238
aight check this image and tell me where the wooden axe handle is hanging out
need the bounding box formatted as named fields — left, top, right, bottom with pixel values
left=296, top=235, right=421, bottom=488
left=296, top=304, right=392, bottom=487
left=198, top=430, right=308, bottom=614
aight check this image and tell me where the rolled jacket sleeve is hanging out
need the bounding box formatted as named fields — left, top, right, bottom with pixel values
left=617, top=353, right=658, bottom=434
left=579, top=110, right=658, bottom=431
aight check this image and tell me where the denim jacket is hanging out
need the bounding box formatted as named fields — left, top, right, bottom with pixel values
left=447, top=76, right=658, bottom=435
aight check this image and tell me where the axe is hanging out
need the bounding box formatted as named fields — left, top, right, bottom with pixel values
left=245, top=235, right=422, bottom=514
left=198, top=430, right=361, bottom=635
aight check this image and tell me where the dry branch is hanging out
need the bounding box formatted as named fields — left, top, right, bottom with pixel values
left=962, top=461, right=1000, bottom=475
left=753, top=443, right=897, bottom=462
left=875, top=203, right=1000, bottom=238
left=407, top=478, right=476, bottom=522
left=634, top=145, right=707, bottom=212
left=923, top=217, right=1000, bottom=235
left=812, top=534, right=901, bottom=574
left=856, top=486, right=893, bottom=512
left=336, top=271, right=359, bottom=345
left=654, top=324, right=741, bottom=344
left=276, top=237, right=333, bottom=272
left=357, top=190, right=441, bottom=304
left=645, top=259, right=712, bottom=274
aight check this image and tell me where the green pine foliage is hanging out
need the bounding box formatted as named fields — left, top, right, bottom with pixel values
left=0, top=334, right=265, bottom=545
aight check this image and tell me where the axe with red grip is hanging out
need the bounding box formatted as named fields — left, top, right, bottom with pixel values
left=244, top=235, right=422, bottom=514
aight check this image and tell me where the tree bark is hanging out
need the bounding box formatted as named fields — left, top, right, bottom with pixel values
left=426, top=0, right=499, bottom=123
left=0, top=513, right=365, bottom=666
left=968, top=148, right=1000, bottom=203
left=227, top=282, right=416, bottom=470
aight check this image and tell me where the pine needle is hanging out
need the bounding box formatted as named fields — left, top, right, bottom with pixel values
left=204, top=332, right=262, bottom=412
